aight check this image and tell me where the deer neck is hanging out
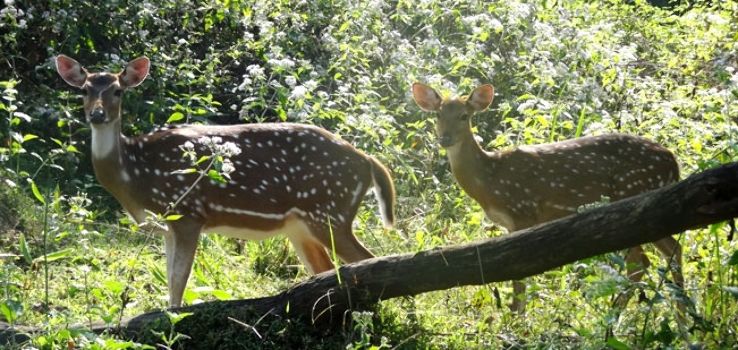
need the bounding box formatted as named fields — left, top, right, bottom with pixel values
left=90, top=120, right=137, bottom=213
left=91, top=119, right=122, bottom=161
left=444, top=130, right=495, bottom=203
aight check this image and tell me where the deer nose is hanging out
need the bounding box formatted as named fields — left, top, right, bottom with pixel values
left=89, top=108, right=106, bottom=124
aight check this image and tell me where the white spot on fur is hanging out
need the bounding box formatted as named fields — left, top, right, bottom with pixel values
left=350, top=181, right=364, bottom=206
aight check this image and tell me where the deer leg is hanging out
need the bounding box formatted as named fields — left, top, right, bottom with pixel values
left=653, top=237, right=684, bottom=288
left=164, top=219, right=202, bottom=308
left=653, top=236, right=687, bottom=318
left=614, top=245, right=650, bottom=310
left=286, top=230, right=334, bottom=274
left=325, top=225, right=374, bottom=263
left=510, top=280, right=527, bottom=313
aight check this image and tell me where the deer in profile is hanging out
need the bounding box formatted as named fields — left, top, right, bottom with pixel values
left=412, top=82, right=683, bottom=313
left=56, top=55, right=396, bottom=307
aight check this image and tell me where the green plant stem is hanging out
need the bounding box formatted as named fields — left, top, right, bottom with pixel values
left=168, top=157, right=216, bottom=212
left=327, top=216, right=342, bottom=285
left=42, top=187, right=49, bottom=313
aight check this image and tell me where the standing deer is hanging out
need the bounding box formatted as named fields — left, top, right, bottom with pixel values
left=56, top=55, right=396, bottom=307
left=412, top=82, right=683, bottom=313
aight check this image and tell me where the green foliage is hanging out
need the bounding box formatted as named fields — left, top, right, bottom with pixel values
left=0, top=0, right=737, bottom=348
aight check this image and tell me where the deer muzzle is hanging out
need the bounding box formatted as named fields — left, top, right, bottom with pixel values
left=89, top=107, right=106, bottom=124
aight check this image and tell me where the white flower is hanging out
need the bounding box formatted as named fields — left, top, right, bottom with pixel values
left=219, top=142, right=242, bottom=157
left=489, top=18, right=503, bottom=33
left=246, top=64, right=265, bottom=79
left=221, top=159, right=235, bottom=175
left=180, top=141, right=195, bottom=151
left=304, top=80, right=318, bottom=90
left=270, top=57, right=295, bottom=70
left=290, top=85, right=307, bottom=99
left=197, top=136, right=213, bottom=147
left=236, top=77, right=252, bottom=91
left=194, top=137, right=242, bottom=157
left=284, top=76, right=297, bottom=87
left=4, top=0, right=14, bottom=6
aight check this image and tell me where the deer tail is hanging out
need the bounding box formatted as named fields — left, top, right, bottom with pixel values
left=368, top=156, right=395, bottom=228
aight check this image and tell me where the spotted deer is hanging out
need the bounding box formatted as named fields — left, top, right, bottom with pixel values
left=56, top=55, right=396, bottom=307
left=412, top=82, right=683, bottom=313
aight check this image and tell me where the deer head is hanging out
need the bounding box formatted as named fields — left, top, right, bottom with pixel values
left=56, top=55, right=150, bottom=125
left=411, top=83, right=494, bottom=148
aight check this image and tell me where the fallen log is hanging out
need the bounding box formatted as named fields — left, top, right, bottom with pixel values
left=5, top=162, right=738, bottom=347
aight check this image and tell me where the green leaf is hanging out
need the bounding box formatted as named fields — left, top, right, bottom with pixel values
left=575, top=108, right=586, bottom=138
left=691, top=139, right=703, bottom=153
left=32, top=248, right=74, bottom=265
left=13, top=112, right=30, bottom=123
left=182, top=289, right=198, bottom=304
left=103, top=279, right=126, bottom=294
left=516, top=93, right=536, bottom=101
left=18, top=233, right=31, bottom=265
left=195, top=155, right=211, bottom=165
left=22, top=134, right=38, bottom=142
left=165, top=214, right=183, bottom=221
left=0, top=300, right=22, bottom=324
left=207, top=169, right=226, bottom=183
left=172, top=168, right=197, bottom=175
left=150, top=264, right=167, bottom=285
left=101, top=339, right=138, bottom=350
left=728, top=250, right=738, bottom=266
left=29, top=179, right=45, bottom=205
left=166, top=112, right=185, bottom=123
left=211, top=289, right=233, bottom=300
left=338, top=21, right=351, bottom=33
left=606, top=337, right=631, bottom=350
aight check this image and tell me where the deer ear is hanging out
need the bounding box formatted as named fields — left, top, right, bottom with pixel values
left=56, top=55, right=87, bottom=88
left=119, top=56, right=150, bottom=88
left=412, top=83, right=442, bottom=112
left=467, top=84, right=494, bottom=112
